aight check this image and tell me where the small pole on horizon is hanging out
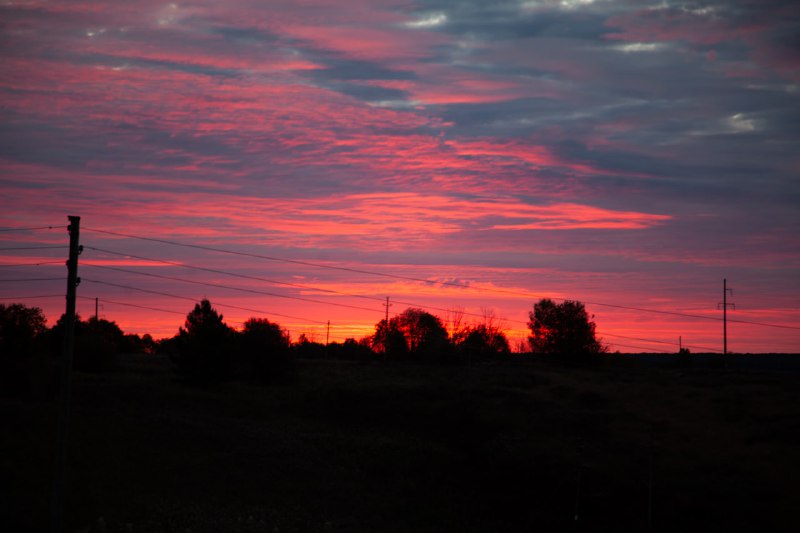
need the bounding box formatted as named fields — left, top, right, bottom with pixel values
left=718, top=278, right=735, bottom=355
left=383, top=296, right=392, bottom=353
left=95, top=297, right=98, bottom=321
left=326, top=320, right=330, bottom=347
left=679, top=335, right=682, bottom=353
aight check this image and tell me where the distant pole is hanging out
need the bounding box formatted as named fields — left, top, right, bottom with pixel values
left=724, top=278, right=727, bottom=355
left=718, top=279, right=735, bottom=355
left=95, top=297, right=98, bottom=321
left=383, top=296, right=392, bottom=353
left=326, top=320, right=330, bottom=347
left=50, top=215, right=81, bottom=533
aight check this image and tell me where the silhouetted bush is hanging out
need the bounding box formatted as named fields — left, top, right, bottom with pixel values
left=454, top=324, right=511, bottom=361
left=676, top=347, right=693, bottom=368
left=170, top=299, right=235, bottom=383
left=327, top=338, right=375, bottom=361
left=292, top=334, right=328, bottom=359
left=237, top=317, right=293, bottom=383
left=48, top=315, right=124, bottom=372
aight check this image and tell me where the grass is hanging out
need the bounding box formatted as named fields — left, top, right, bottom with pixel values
left=2, top=354, right=799, bottom=532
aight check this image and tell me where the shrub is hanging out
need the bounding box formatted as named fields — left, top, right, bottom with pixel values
left=170, top=300, right=235, bottom=383
left=238, top=317, right=293, bottom=383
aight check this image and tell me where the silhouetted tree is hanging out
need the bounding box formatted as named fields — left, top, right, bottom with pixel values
left=0, top=303, right=47, bottom=356
left=0, top=303, right=48, bottom=396
left=171, top=299, right=234, bottom=382
left=372, top=308, right=449, bottom=361
left=238, top=317, right=292, bottom=383
left=528, top=299, right=604, bottom=361
left=677, top=346, right=692, bottom=368
left=79, top=317, right=125, bottom=371
left=452, top=309, right=510, bottom=361
left=293, top=333, right=328, bottom=359
left=48, top=315, right=123, bottom=372
left=371, top=318, right=409, bottom=358
left=326, top=338, right=375, bottom=361
left=140, top=333, right=156, bottom=354
left=455, top=324, right=511, bottom=360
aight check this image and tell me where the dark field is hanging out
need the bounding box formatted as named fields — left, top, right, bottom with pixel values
left=3, top=355, right=800, bottom=532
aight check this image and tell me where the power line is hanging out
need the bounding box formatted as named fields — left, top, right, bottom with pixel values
left=85, top=262, right=729, bottom=353
left=720, top=317, right=800, bottom=331
left=0, top=277, right=64, bottom=282
left=82, top=226, right=800, bottom=332
left=82, top=245, right=711, bottom=349
left=0, top=294, right=63, bottom=300
left=597, top=332, right=722, bottom=353
left=83, top=263, right=384, bottom=315
left=605, top=341, right=670, bottom=353
left=84, top=247, right=733, bottom=352
left=0, top=246, right=67, bottom=251
left=0, top=225, right=60, bottom=232
left=84, top=247, right=523, bottom=326
left=77, top=295, right=184, bottom=316
left=81, top=244, right=795, bottom=352
left=83, top=226, right=468, bottom=286
left=82, top=277, right=328, bottom=325
left=0, top=260, right=64, bottom=268
left=83, top=245, right=387, bottom=305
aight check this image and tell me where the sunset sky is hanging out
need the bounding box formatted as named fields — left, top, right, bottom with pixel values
left=1, top=0, right=798, bottom=353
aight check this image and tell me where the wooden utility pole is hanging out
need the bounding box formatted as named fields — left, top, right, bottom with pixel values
left=383, top=296, right=391, bottom=353
left=326, top=320, right=330, bottom=346
left=718, top=278, right=735, bottom=355
left=95, top=297, right=98, bottom=321
left=50, top=215, right=81, bottom=533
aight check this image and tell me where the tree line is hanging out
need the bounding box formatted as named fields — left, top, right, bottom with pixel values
left=1, top=298, right=603, bottom=390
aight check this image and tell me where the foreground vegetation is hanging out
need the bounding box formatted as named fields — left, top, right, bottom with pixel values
left=3, top=354, right=799, bottom=532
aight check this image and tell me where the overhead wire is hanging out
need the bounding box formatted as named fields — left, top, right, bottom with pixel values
left=76, top=295, right=184, bottom=316
left=84, top=246, right=529, bottom=329
left=6, top=225, right=786, bottom=351
left=604, top=341, right=671, bottom=353
left=0, top=277, right=64, bottom=283
left=0, top=294, right=63, bottom=300
left=80, top=243, right=786, bottom=351
left=83, top=245, right=387, bottom=305
left=83, top=263, right=385, bottom=315
left=597, top=332, right=722, bottom=353
left=82, top=226, right=800, bottom=332
left=82, top=226, right=480, bottom=289
left=85, top=245, right=526, bottom=325
left=0, top=225, right=61, bottom=232
left=0, top=260, right=64, bottom=268
left=82, top=278, right=327, bottom=325
left=0, top=246, right=68, bottom=251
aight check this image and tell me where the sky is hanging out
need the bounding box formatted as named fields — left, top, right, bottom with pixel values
left=1, top=0, right=799, bottom=353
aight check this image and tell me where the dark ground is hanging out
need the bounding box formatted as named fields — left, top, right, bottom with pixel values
left=3, top=354, right=799, bottom=532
